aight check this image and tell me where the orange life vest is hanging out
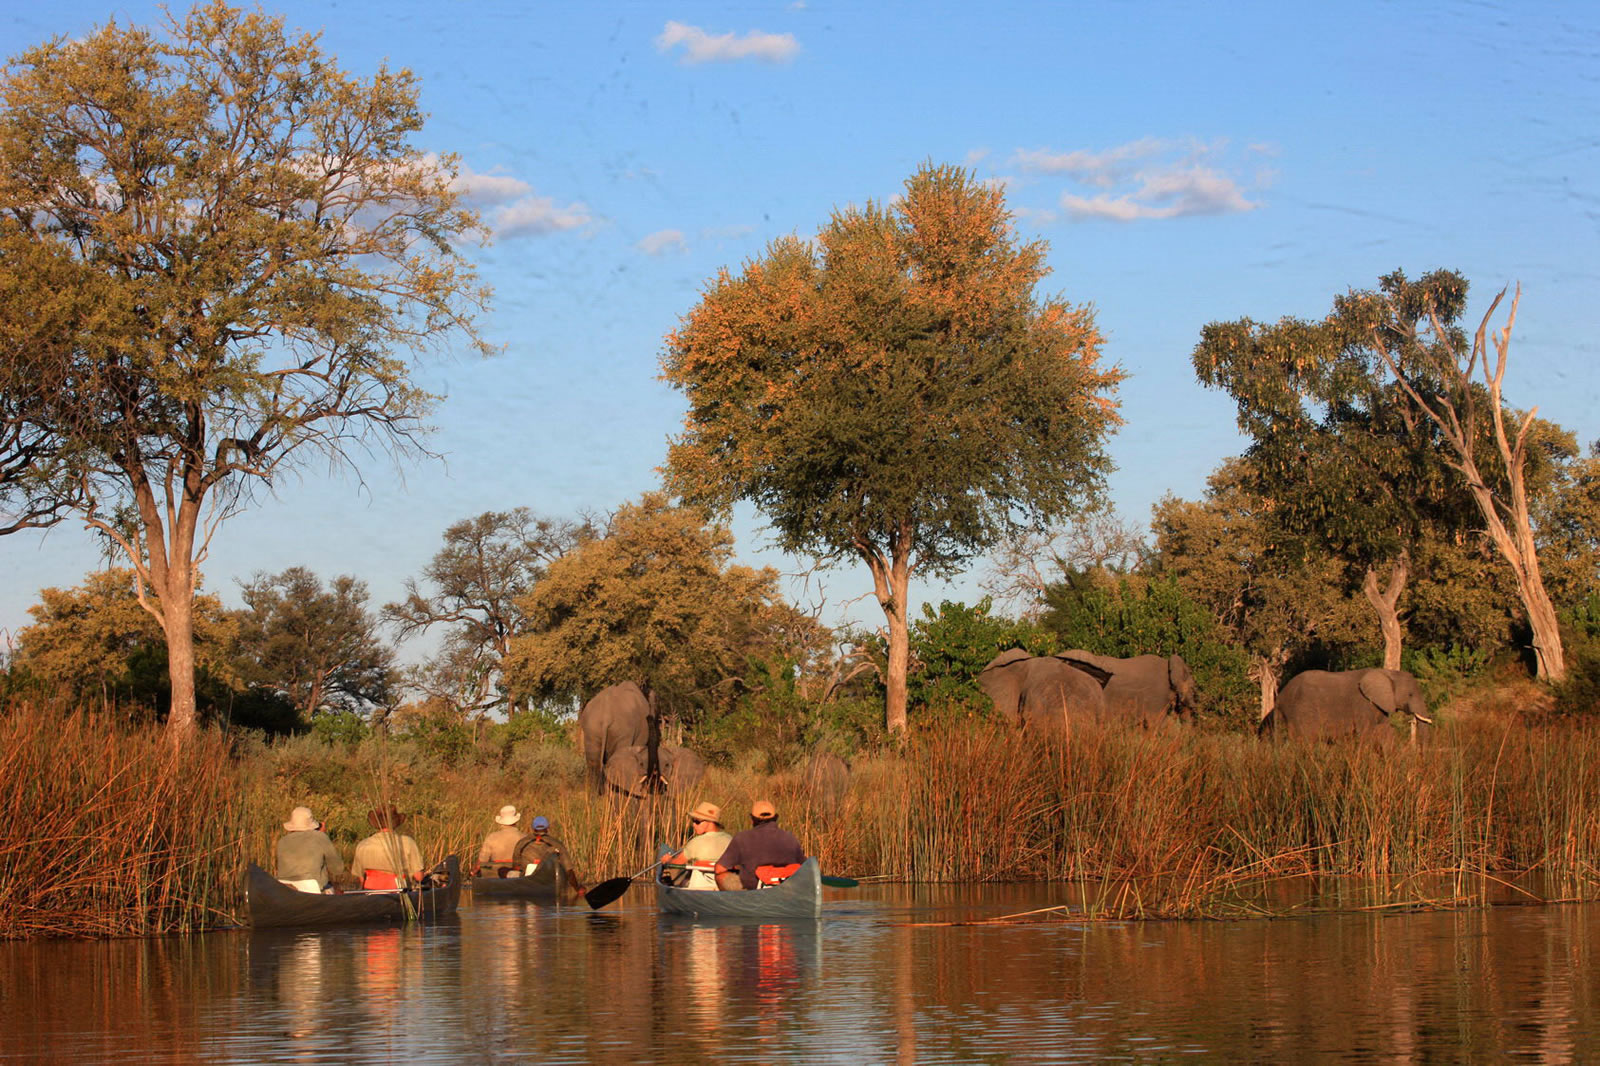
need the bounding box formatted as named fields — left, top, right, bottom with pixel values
left=754, top=863, right=801, bottom=887
left=363, top=870, right=404, bottom=890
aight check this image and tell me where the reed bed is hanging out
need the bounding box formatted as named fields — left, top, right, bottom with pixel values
left=10, top=695, right=1600, bottom=937
left=0, top=700, right=244, bottom=939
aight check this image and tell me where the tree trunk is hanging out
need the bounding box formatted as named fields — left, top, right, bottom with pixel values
left=858, top=525, right=912, bottom=733
left=1361, top=555, right=1409, bottom=671
left=1254, top=655, right=1279, bottom=722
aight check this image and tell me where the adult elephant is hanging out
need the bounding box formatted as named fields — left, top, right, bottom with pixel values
left=1057, top=650, right=1198, bottom=727
left=604, top=744, right=706, bottom=798
left=977, top=649, right=1110, bottom=732
left=1260, top=668, right=1433, bottom=745
left=577, top=681, right=655, bottom=795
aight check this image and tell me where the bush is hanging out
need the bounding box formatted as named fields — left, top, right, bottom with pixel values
left=907, top=598, right=1054, bottom=719
left=1041, top=575, right=1256, bottom=729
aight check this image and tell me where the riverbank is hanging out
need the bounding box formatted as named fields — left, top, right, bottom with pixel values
left=3, top=696, right=1598, bottom=937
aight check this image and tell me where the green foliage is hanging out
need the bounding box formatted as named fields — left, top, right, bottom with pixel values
left=310, top=711, right=373, bottom=746
left=1553, top=594, right=1600, bottom=716
left=1403, top=644, right=1491, bottom=711
left=233, top=567, right=397, bottom=720
left=907, top=598, right=1054, bottom=717
left=1041, top=574, right=1256, bottom=729
left=502, top=493, right=803, bottom=721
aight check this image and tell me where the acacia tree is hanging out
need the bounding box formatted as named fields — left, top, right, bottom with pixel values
left=661, top=163, right=1121, bottom=731
left=233, top=567, right=395, bottom=721
left=385, top=509, right=590, bottom=718
left=0, top=3, right=488, bottom=736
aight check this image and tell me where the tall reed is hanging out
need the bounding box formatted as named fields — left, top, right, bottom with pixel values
left=0, top=699, right=244, bottom=938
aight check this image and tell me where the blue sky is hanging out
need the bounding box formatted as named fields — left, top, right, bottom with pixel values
left=1, top=0, right=1596, bottom=657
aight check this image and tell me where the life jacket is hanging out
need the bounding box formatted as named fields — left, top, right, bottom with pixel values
left=363, top=870, right=404, bottom=891
left=754, top=863, right=801, bottom=887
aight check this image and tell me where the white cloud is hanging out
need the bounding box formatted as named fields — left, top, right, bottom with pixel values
left=655, top=21, right=800, bottom=65
left=440, top=158, right=592, bottom=238
left=494, top=194, right=592, bottom=237
left=1011, top=138, right=1262, bottom=223
left=637, top=228, right=688, bottom=255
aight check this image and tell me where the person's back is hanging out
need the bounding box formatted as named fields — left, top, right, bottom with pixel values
left=476, top=805, right=525, bottom=876
left=351, top=805, right=424, bottom=890
left=714, top=800, right=804, bottom=891
left=275, top=806, right=344, bottom=892
left=511, top=816, right=584, bottom=893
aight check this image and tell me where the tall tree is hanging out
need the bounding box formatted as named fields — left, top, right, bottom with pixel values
left=385, top=509, right=590, bottom=718
left=501, top=493, right=790, bottom=722
left=661, top=163, right=1121, bottom=731
left=0, top=3, right=489, bottom=737
left=233, top=567, right=395, bottom=721
left=1196, top=270, right=1566, bottom=680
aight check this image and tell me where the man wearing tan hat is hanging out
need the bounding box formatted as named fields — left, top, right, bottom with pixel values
left=475, top=805, right=525, bottom=878
left=275, top=805, right=344, bottom=893
left=663, top=801, right=732, bottom=891
left=714, top=799, right=805, bottom=891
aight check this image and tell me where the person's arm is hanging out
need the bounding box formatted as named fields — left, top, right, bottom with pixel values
left=322, top=836, right=345, bottom=879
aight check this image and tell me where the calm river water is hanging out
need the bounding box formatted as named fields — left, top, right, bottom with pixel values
left=2, top=882, right=1598, bottom=1063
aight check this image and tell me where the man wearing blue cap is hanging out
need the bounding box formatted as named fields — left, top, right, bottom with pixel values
left=511, top=815, right=586, bottom=893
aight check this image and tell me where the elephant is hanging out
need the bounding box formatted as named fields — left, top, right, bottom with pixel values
left=801, top=751, right=851, bottom=801
left=1260, top=668, right=1434, bottom=745
left=578, top=681, right=655, bottom=795
left=977, top=649, right=1110, bottom=732
left=604, top=744, right=706, bottom=798
left=1056, top=650, right=1198, bottom=727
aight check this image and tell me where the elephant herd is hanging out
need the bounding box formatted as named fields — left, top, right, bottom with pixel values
left=979, top=650, right=1434, bottom=746
left=577, top=654, right=1433, bottom=795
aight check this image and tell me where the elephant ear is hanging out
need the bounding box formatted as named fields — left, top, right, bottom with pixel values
left=1358, top=670, right=1398, bottom=715
left=1055, top=654, right=1113, bottom=688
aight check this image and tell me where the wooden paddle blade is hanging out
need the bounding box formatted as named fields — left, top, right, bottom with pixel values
left=821, top=875, right=859, bottom=888
left=584, top=876, right=634, bottom=910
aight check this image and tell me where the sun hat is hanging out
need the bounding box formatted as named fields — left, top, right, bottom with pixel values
left=283, top=806, right=320, bottom=832
left=494, top=805, right=522, bottom=826
left=689, top=801, right=723, bottom=826
left=751, top=799, right=777, bottom=821
left=531, top=815, right=550, bottom=832
left=367, top=804, right=406, bottom=830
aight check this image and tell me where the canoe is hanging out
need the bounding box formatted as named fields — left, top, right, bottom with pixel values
left=656, top=856, right=822, bottom=919
left=470, top=855, right=571, bottom=902
left=246, top=855, right=462, bottom=928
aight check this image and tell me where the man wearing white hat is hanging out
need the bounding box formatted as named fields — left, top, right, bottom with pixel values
left=475, top=805, right=525, bottom=877
left=275, top=806, right=344, bottom=893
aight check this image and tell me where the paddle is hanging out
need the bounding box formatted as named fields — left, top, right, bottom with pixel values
left=822, top=874, right=859, bottom=888
left=584, top=860, right=665, bottom=910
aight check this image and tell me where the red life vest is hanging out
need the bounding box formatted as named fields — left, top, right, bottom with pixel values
left=363, top=870, right=404, bottom=890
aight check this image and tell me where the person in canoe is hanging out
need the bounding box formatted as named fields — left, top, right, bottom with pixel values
left=511, top=816, right=587, bottom=894
left=275, top=805, right=344, bottom=893
left=662, top=801, right=732, bottom=891
left=475, top=804, right=525, bottom=877
left=714, top=799, right=805, bottom=891
left=351, top=804, right=425, bottom=890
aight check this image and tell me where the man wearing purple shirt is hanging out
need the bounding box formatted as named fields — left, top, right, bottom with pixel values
left=714, top=799, right=805, bottom=890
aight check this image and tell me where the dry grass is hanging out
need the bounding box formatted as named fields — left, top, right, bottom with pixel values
left=8, top=694, right=1600, bottom=936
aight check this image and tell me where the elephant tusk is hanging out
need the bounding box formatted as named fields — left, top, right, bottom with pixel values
left=1414, top=712, right=1435, bottom=725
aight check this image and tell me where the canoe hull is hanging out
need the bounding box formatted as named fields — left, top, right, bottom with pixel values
left=471, top=856, right=569, bottom=902
left=657, top=857, right=821, bottom=919
left=247, top=855, right=462, bottom=928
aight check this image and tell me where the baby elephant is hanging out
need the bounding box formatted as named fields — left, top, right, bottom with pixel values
left=1262, top=668, right=1433, bottom=745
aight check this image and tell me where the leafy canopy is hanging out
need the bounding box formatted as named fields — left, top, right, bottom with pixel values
left=661, top=162, right=1122, bottom=578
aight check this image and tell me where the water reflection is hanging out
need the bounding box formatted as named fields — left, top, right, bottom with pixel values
left=1, top=887, right=1598, bottom=1062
